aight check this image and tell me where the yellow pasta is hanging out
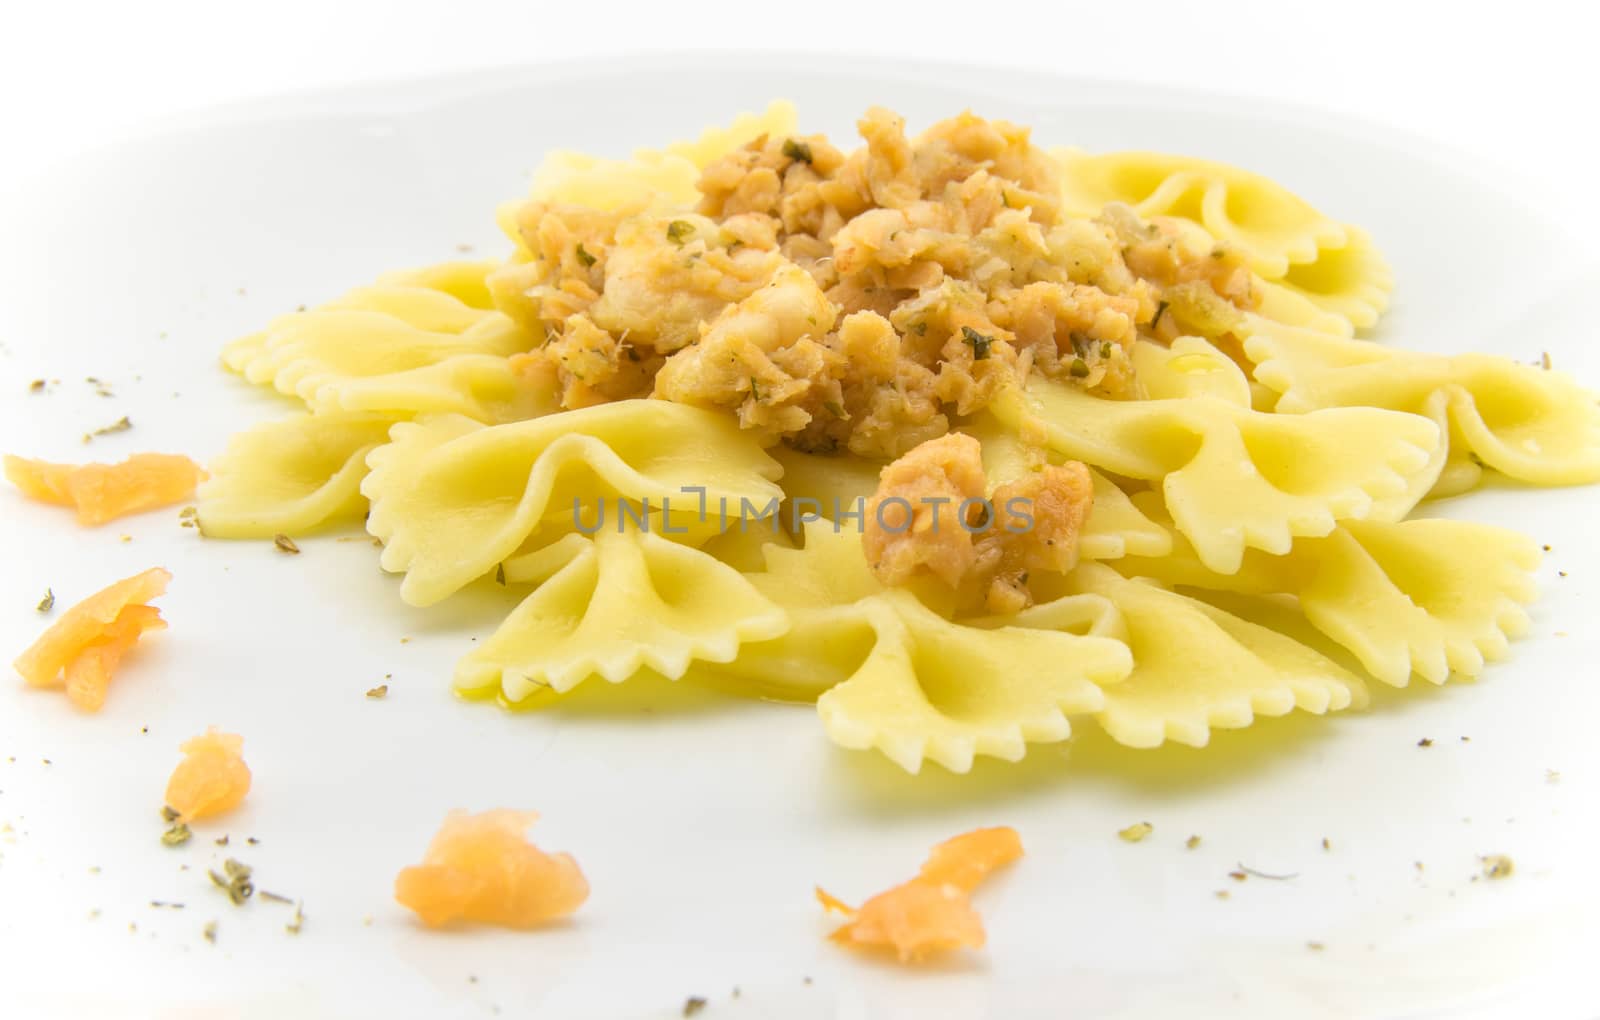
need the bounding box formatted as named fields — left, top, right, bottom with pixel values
left=362, top=402, right=784, bottom=606
left=510, top=101, right=799, bottom=216
left=196, top=413, right=396, bottom=538
left=454, top=525, right=788, bottom=703
left=308, top=353, right=556, bottom=423
left=1063, top=563, right=1368, bottom=749
left=1265, top=226, right=1393, bottom=331
left=1052, top=148, right=1349, bottom=277
left=685, top=528, right=882, bottom=702
left=991, top=343, right=1441, bottom=573
left=715, top=528, right=1128, bottom=772
left=1119, top=495, right=1540, bottom=687
left=1243, top=315, right=1600, bottom=487
left=815, top=588, right=1129, bottom=773
left=191, top=103, right=1600, bottom=777
left=223, top=263, right=532, bottom=415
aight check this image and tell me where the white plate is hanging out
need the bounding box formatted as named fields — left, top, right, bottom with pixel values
left=2, top=54, right=1597, bottom=1020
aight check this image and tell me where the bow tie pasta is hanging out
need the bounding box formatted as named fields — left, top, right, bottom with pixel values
left=454, top=524, right=789, bottom=704
left=189, top=103, right=1597, bottom=775
left=1241, top=315, right=1600, bottom=489
left=1052, top=148, right=1392, bottom=332
left=363, top=402, right=784, bottom=606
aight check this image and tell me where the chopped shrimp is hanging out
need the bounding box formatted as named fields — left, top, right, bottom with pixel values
left=863, top=432, right=988, bottom=587
left=863, top=435, right=1094, bottom=609
left=491, top=108, right=1266, bottom=459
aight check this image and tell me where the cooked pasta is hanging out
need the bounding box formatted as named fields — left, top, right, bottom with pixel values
left=200, top=103, right=1598, bottom=774
left=455, top=524, right=789, bottom=703
left=197, top=413, right=396, bottom=538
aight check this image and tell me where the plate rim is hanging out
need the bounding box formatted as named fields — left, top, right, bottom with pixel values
left=28, top=48, right=1581, bottom=255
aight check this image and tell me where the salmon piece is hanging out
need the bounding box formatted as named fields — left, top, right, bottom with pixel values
left=165, top=727, right=251, bottom=822
left=817, top=826, right=1022, bottom=963
left=919, top=827, right=1026, bottom=891
left=14, top=567, right=171, bottom=711
left=6, top=457, right=76, bottom=503
left=395, top=809, right=589, bottom=929
left=5, top=453, right=205, bottom=526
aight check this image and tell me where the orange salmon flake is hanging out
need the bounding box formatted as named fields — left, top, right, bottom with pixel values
left=13, top=567, right=171, bottom=711
left=395, top=809, right=589, bottom=929
left=817, top=826, right=1022, bottom=963
left=165, top=727, right=251, bottom=822
left=5, top=453, right=204, bottom=526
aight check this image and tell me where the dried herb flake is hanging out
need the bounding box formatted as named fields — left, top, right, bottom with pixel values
left=960, top=326, right=993, bottom=361
left=1236, top=862, right=1297, bottom=881
left=1117, top=822, right=1153, bottom=843
left=366, top=684, right=389, bottom=699
left=666, top=220, right=695, bottom=245
left=36, top=589, right=54, bottom=613
left=273, top=534, right=300, bottom=555
left=210, top=858, right=254, bottom=904
left=574, top=243, right=597, bottom=267
left=782, top=138, right=814, bottom=164
left=83, top=416, right=132, bottom=443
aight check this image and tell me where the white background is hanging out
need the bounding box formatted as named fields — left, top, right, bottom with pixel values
left=2, top=0, right=1598, bottom=228
left=3, top=5, right=1600, bottom=1019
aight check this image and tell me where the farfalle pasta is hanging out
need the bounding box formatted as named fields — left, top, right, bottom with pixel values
left=1052, top=149, right=1349, bottom=277
left=1119, top=494, right=1540, bottom=687
left=1060, top=563, right=1368, bottom=749
left=196, top=412, right=396, bottom=538
left=362, top=401, right=783, bottom=606
left=1052, top=148, right=1392, bottom=334
left=193, top=103, right=1596, bottom=774
left=455, top=524, right=789, bottom=703
left=708, top=527, right=1131, bottom=773
left=1242, top=315, right=1600, bottom=488
left=224, top=261, right=532, bottom=415
left=990, top=342, right=1440, bottom=573
left=1264, top=226, right=1393, bottom=331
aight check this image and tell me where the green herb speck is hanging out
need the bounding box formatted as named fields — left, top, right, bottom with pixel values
left=960, top=326, right=993, bottom=361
